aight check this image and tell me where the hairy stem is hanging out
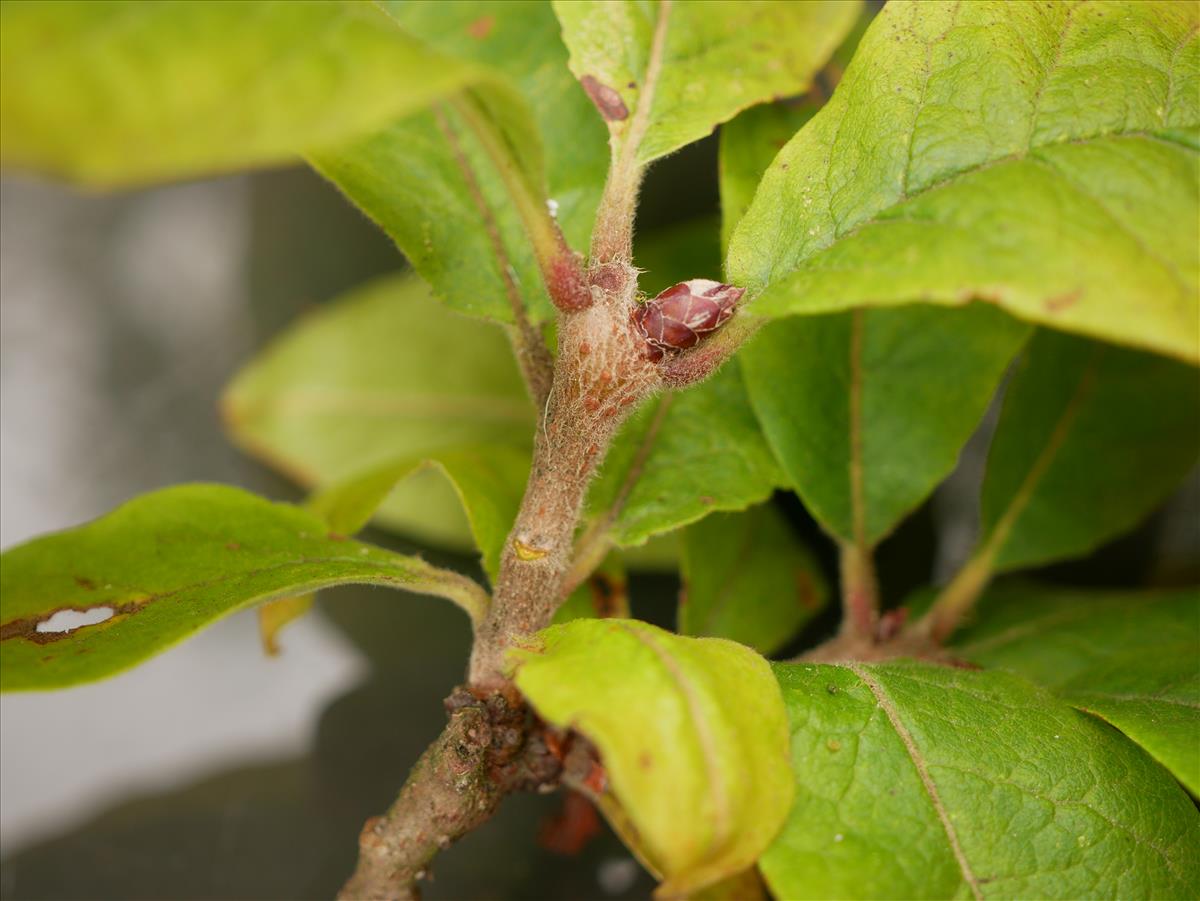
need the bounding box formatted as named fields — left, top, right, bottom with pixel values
left=470, top=286, right=659, bottom=688
left=590, top=0, right=673, bottom=264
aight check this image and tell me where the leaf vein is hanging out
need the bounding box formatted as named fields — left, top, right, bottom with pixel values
left=847, top=663, right=983, bottom=900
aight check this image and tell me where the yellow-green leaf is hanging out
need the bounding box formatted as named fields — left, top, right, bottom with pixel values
left=728, top=0, right=1200, bottom=362
left=221, top=273, right=534, bottom=552
left=511, top=619, right=793, bottom=896
left=0, top=0, right=475, bottom=185
left=309, top=444, right=530, bottom=580
left=553, top=0, right=861, bottom=165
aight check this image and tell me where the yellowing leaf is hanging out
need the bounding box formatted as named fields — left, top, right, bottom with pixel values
left=511, top=619, right=793, bottom=896
left=257, top=593, right=314, bottom=657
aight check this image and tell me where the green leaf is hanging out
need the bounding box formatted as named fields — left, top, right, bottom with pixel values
left=728, top=1, right=1200, bottom=363
left=510, top=619, right=793, bottom=895
left=952, top=583, right=1200, bottom=796
left=741, top=304, right=1029, bottom=546
left=679, top=504, right=827, bottom=655
left=978, top=330, right=1200, bottom=571
left=0, top=0, right=476, bottom=185
left=221, top=273, right=534, bottom=552
left=309, top=444, right=530, bottom=580
left=311, top=83, right=557, bottom=323
left=0, top=485, right=489, bottom=691
left=586, top=362, right=784, bottom=547
left=378, top=0, right=609, bottom=252
left=552, top=0, right=861, bottom=165
left=719, top=103, right=819, bottom=255
left=764, top=661, right=1200, bottom=899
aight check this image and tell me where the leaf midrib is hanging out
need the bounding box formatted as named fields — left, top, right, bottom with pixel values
left=621, top=621, right=732, bottom=857
left=846, top=663, right=983, bottom=900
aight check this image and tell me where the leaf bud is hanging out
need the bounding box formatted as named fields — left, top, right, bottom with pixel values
left=632, top=279, right=744, bottom=355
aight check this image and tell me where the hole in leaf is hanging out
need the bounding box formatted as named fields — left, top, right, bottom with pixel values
left=36, top=606, right=115, bottom=634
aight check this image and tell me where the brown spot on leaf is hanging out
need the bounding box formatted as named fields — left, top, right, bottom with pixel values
left=1, top=601, right=139, bottom=645
left=1044, top=288, right=1083, bottom=313
left=225, top=542, right=241, bottom=551
left=959, top=287, right=1005, bottom=305
left=699, top=495, right=715, bottom=505
left=327, top=532, right=348, bottom=542
left=466, top=15, right=495, bottom=39
left=638, top=751, right=654, bottom=770
left=580, top=75, right=629, bottom=122
left=74, top=576, right=97, bottom=590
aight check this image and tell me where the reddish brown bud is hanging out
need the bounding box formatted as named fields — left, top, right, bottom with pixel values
left=632, top=279, right=744, bottom=353
left=580, top=75, right=629, bottom=122
left=548, top=251, right=590, bottom=312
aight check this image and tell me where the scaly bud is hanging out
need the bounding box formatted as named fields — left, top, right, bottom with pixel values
left=632, top=279, right=744, bottom=358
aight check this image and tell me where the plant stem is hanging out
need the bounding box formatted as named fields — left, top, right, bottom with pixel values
left=919, top=551, right=995, bottom=642
left=839, top=541, right=879, bottom=640
left=338, top=688, right=559, bottom=900
left=916, top=346, right=1103, bottom=643
left=590, top=0, right=673, bottom=264
left=469, top=292, right=659, bottom=688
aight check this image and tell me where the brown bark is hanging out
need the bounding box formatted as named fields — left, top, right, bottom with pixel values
left=338, top=689, right=560, bottom=900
